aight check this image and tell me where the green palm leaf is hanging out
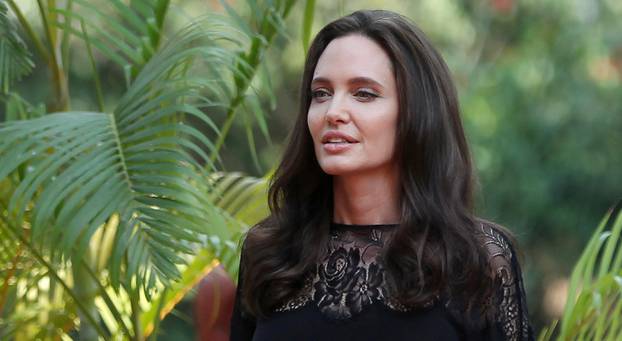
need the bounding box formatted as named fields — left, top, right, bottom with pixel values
left=209, top=0, right=296, bottom=165
left=139, top=171, right=269, bottom=336
left=51, top=0, right=171, bottom=84
left=0, top=18, right=251, bottom=297
left=208, top=171, right=269, bottom=229
left=2, top=92, right=46, bottom=121
left=1, top=0, right=301, bottom=338
left=0, top=1, right=34, bottom=94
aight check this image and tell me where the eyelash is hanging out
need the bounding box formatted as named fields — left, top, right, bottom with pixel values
left=310, top=89, right=379, bottom=101
left=354, top=90, right=379, bottom=100
left=311, top=89, right=331, bottom=99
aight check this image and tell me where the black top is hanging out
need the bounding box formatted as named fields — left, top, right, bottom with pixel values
left=230, top=222, right=534, bottom=341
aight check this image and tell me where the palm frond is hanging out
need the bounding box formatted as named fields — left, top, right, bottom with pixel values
left=51, top=0, right=171, bottom=84
left=138, top=171, right=269, bottom=335
left=1, top=0, right=300, bottom=337
left=2, top=92, right=46, bottom=121
left=208, top=171, right=269, bottom=229
left=0, top=17, right=253, bottom=300
left=209, top=0, right=297, bottom=164
left=0, top=1, right=34, bottom=94
left=140, top=248, right=220, bottom=337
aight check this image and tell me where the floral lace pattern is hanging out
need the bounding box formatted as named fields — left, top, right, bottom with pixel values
left=315, top=246, right=385, bottom=318
left=479, top=223, right=532, bottom=340
left=275, top=224, right=407, bottom=319
left=274, top=222, right=533, bottom=340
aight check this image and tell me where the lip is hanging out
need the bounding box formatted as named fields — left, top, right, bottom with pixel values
left=321, top=131, right=358, bottom=144
left=323, top=142, right=355, bottom=153
left=320, top=131, right=359, bottom=154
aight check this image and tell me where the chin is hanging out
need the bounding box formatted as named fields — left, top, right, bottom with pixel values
left=318, top=162, right=358, bottom=176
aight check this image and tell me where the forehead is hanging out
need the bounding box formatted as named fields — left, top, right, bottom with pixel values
left=313, top=34, right=394, bottom=84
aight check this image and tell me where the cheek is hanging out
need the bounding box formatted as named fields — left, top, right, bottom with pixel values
left=307, top=108, right=323, bottom=141
left=367, top=111, right=398, bottom=152
left=374, top=127, right=396, bottom=152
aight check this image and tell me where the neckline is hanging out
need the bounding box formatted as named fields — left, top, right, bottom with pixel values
left=331, top=222, right=399, bottom=231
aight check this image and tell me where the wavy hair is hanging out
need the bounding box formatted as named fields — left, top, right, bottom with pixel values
left=240, top=9, right=505, bottom=321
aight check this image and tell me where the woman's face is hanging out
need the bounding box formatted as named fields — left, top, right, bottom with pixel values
left=307, top=34, right=399, bottom=176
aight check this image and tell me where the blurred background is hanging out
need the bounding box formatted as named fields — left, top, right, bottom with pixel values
left=3, top=0, right=621, bottom=339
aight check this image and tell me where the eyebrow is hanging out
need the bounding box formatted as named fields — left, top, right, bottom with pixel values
left=310, top=76, right=385, bottom=89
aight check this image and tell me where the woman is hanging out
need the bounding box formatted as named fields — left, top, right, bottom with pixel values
left=230, top=9, right=533, bottom=341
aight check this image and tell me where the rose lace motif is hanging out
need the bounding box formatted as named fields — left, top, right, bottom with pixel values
left=275, top=226, right=410, bottom=319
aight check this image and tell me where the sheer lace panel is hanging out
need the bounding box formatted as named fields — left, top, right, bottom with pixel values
left=274, top=223, right=417, bottom=319
left=479, top=223, right=533, bottom=341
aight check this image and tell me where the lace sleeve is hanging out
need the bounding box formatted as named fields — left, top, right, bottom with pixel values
left=481, top=223, right=535, bottom=341
left=229, top=238, right=256, bottom=341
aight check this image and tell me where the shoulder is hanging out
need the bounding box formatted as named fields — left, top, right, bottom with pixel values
left=236, top=223, right=262, bottom=273
left=239, top=219, right=271, bottom=252
left=475, top=219, right=520, bottom=285
left=237, top=218, right=276, bottom=271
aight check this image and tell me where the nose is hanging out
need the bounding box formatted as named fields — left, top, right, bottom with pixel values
left=325, top=94, right=350, bottom=125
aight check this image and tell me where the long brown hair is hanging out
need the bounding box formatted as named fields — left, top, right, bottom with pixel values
left=240, top=9, right=501, bottom=321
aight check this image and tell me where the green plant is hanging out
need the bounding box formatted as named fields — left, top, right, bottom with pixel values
left=0, top=0, right=312, bottom=339
left=538, top=202, right=622, bottom=341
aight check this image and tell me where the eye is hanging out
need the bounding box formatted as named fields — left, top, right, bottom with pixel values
left=311, top=88, right=332, bottom=102
left=353, top=89, right=379, bottom=102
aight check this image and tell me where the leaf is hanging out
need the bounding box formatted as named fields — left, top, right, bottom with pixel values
left=1, top=1, right=295, bottom=338
left=51, top=0, right=172, bottom=83
left=208, top=0, right=301, bottom=163
left=301, top=0, right=315, bottom=53
left=3, top=92, right=45, bottom=121
left=0, top=1, right=34, bottom=94
left=0, top=16, right=257, bottom=299
left=140, top=248, right=219, bottom=337
left=139, top=171, right=269, bottom=336
left=543, top=202, right=622, bottom=340
left=0, top=215, right=110, bottom=339
left=208, top=171, right=269, bottom=227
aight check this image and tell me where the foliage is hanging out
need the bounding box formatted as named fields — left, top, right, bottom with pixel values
left=539, top=202, right=622, bottom=341
left=0, top=2, right=33, bottom=94
left=0, top=0, right=292, bottom=339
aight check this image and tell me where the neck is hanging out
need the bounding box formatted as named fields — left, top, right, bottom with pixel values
left=332, top=167, right=400, bottom=225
